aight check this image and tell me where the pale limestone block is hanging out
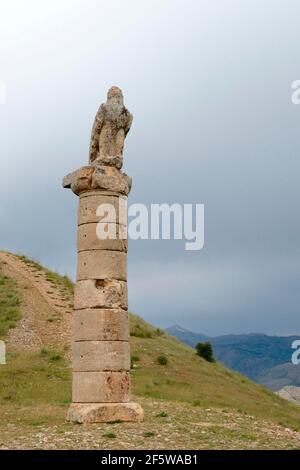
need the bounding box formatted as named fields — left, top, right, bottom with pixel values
left=73, top=341, right=130, bottom=372
left=77, top=223, right=127, bottom=253
left=0, top=340, right=6, bottom=365
left=67, top=402, right=144, bottom=423
left=63, top=166, right=94, bottom=195
left=72, top=371, right=130, bottom=403
left=77, top=250, right=127, bottom=281
left=74, top=309, right=129, bottom=341
left=74, top=279, right=127, bottom=310
left=78, top=193, right=127, bottom=225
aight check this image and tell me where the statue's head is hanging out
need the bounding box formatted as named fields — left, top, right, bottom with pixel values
left=107, top=86, right=123, bottom=106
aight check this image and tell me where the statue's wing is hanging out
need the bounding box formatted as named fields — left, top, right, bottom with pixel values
left=89, top=104, right=105, bottom=163
left=124, top=110, right=133, bottom=137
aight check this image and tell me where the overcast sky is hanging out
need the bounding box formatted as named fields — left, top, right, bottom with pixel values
left=0, top=0, right=299, bottom=335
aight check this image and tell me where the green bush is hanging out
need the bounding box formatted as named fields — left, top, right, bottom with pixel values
left=157, top=411, right=168, bottom=418
left=103, top=432, right=116, bottom=439
left=130, top=330, right=152, bottom=338
left=195, top=342, right=215, bottom=362
left=192, top=399, right=202, bottom=407
left=155, top=328, right=164, bottom=336
left=49, top=352, right=61, bottom=362
left=144, top=431, right=155, bottom=437
left=40, top=349, right=61, bottom=362
left=156, top=354, right=168, bottom=366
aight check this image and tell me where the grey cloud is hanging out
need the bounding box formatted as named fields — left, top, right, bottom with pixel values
left=0, top=0, right=299, bottom=335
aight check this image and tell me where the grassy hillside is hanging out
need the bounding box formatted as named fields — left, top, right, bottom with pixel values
left=0, top=265, right=21, bottom=338
left=130, top=315, right=300, bottom=428
left=0, top=252, right=300, bottom=449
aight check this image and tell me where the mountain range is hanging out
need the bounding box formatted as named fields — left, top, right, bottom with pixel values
left=166, top=325, right=300, bottom=390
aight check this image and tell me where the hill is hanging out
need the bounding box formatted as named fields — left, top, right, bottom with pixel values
left=1, top=252, right=300, bottom=449
left=166, top=325, right=300, bottom=386
left=276, top=386, right=300, bottom=406
left=258, top=364, right=300, bottom=391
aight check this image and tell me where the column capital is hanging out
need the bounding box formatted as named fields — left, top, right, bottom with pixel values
left=63, top=164, right=132, bottom=197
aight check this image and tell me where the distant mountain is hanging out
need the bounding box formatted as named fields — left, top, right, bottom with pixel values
left=166, top=325, right=300, bottom=388
left=166, top=325, right=209, bottom=346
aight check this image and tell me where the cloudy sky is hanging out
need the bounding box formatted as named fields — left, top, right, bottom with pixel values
left=0, top=0, right=299, bottom=335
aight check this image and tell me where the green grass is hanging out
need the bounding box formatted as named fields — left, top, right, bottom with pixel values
left=192, top=400, right=202, bottom=407
left=45, top=271, right=74, bottom=295
left=16, top=255, right=44, bottom=271
left=40, top=348, right=62, bottom=362
left=103, top=432, right=116, bottom=439
left=0, top=265, right=21, bottom=338
left=16, top=254, right=74, bottom=295
left=0, top=351, right=71, bottom=406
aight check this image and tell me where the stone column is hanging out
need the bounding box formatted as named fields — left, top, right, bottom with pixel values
left=63, top=86, right=143, bottom=423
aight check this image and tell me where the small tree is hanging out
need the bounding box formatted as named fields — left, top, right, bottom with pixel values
left=195, top=342, right=215, bottom=363
left=156, top=354, right=168, bottom=366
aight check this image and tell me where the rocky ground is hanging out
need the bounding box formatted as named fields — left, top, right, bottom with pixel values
left=1, top=398, right=300, bottom=450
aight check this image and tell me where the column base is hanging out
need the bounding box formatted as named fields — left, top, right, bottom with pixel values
left=67, top=402, right=144, bottom=424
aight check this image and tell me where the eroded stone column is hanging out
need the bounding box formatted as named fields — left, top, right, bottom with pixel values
left=63, top=86, right=143, bottom=423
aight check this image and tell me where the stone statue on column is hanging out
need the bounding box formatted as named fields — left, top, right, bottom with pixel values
left=63, top=86, right=144, bottom=423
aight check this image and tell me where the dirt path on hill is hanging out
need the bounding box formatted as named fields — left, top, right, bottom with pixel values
left=0, top=251, right=73, bottom=354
